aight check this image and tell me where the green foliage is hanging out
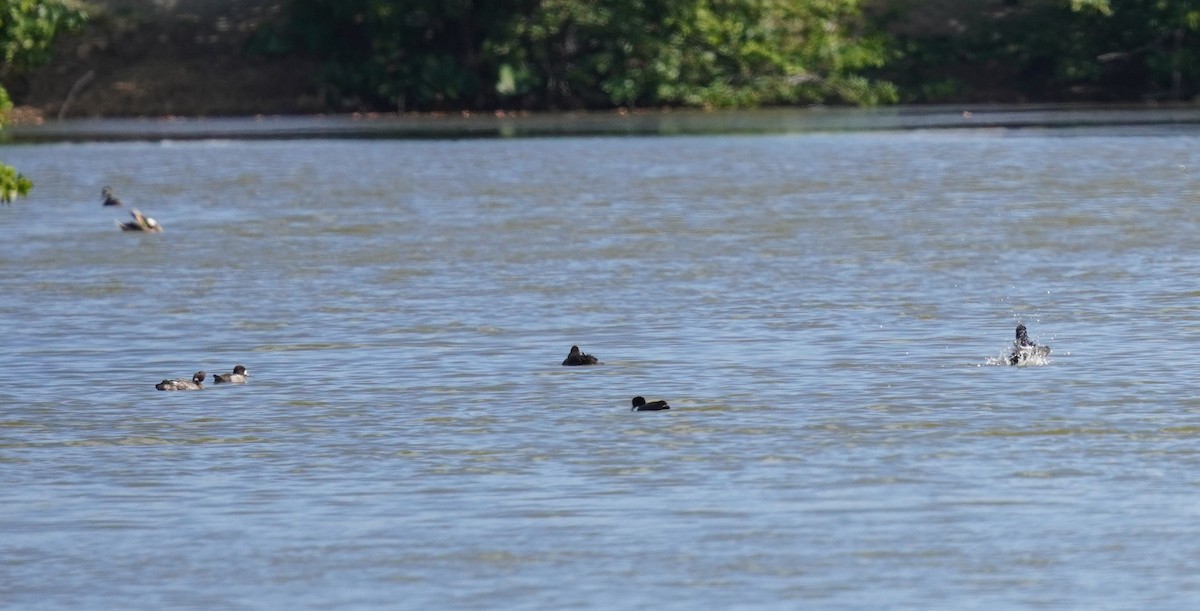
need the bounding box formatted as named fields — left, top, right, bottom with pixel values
left=1, top=0, right=88, bottom=125
left=875, top=0, right=1200, bottom=103
left=1069, top=0, right=1112, bottom=16
left=0, top=0, right=89, bottom=203
left=0, top=163, right=32, bottom=203
left=280, top=0, right=512, bottom=110
left=281, top=0, right=896, bottom=110
left=0, top=0, right=89, bottom=76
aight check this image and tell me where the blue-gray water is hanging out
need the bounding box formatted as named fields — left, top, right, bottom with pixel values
left=3, top=115, right=1200, bottom=608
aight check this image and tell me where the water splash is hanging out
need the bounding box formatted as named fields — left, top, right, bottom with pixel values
left=985, top=344, right=1052, bottom=366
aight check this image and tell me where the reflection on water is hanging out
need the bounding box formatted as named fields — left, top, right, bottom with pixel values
left=2, top=113, right=1200, bottom=607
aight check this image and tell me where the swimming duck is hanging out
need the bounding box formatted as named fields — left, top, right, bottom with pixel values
left=101, top=186, right=122, bottom=207
left=117, top=208, right=163, bottom=232
left=631, top=396, right=670, bottom=411
left=1009, top=323, right=1050, bottom=365
left=562, top=345, right=600, bottom=366
left=156, top=371, right=206, bottom=391
left=213, top=365, right=249, bottom=384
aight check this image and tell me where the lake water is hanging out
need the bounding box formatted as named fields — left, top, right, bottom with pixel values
left=3, top=110, right=1200, bottom=608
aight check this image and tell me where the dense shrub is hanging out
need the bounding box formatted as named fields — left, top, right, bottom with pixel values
left=0, top=0, right=88, bottom=202
left=280, top=0, right=896, bottom=111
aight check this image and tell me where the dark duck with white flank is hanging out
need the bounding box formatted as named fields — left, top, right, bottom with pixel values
left=631, top=396, right=670, bottom=411
left=214, top=365, right=249, bottom=384
left=562, top=345, right=600, bottom=366
left=156, top=371, right=206, bottom=391
left=1009, top=324, right=1050, bottom=365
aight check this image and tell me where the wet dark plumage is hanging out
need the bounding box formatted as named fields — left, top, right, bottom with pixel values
left=562, top=345, right=599, bottom=366
left=631, top=396, right=670, bottom=411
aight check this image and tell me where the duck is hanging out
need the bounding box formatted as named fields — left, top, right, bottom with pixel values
left=213, top=365, right=249, bottom=384
left=101, top=186, right=123, bottom=207
left=1009, top=323, right=1050, bottom=365
left=117, top=208, right=163, bottom=232
left=156, top=371, right=206, bottom=391
left=631, top=396, right=670, bottom=411
left=562, top=345, right=600, bottom=366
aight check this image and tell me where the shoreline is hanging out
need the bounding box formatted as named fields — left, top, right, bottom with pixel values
left=7, top=103, right=1200, bottom=143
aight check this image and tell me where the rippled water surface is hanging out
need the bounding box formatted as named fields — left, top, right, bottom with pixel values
left=3, top=115, right=1200, bottom=608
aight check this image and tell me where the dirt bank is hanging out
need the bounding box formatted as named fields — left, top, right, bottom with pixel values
left=12, top=0, right=328, bottom=120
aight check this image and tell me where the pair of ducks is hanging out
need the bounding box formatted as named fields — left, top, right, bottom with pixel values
left=156, top=365, right=249, bottom=391
left=562, top=345, right=670, bottom=412
left=104, top=186, right=163, bottom=232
